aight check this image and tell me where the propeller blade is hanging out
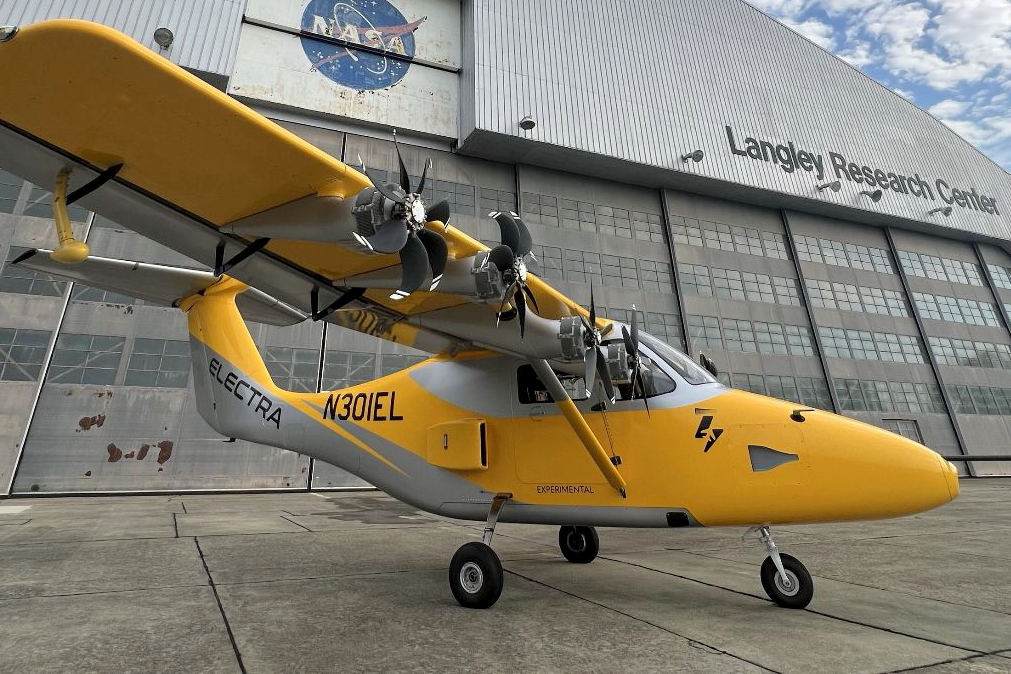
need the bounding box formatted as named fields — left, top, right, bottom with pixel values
left=521, top=284, right=540, bottom=313
left=354, top=218, right=409, bottom=254
left=417, top=157, right=432, bottom=195
left=630, top=304, right=640, bottom=350
left=512, top=212, right=533, bottom=257
left=492, top=212, right=522, bottom=253
left=427, top=199, right=451, bottom=225
left=393, top=130, right=411, bottom=194
left=497, top=281, right=517, bottom=324
left=589, top=285, right=597, bottom=327
left=621, top=325, right=637, bottom=358
left=390, top=233, right=428, bottom=301
left=595, top=346, right=616, bottom=404
left=360, top=160, right=406, bottom=205
left=417, top=228, right=448, bottom=290
left=584, top=346, right=597, bottom=398
left=488, top=244, right=515, bottom=272
left=635, top=366, right=651, bottom=418
left=515, top=283, right=527, bottom=338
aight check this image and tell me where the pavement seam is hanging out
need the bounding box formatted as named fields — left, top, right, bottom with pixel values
left=173, top=513, right=179, bottom=538
left=877, top=648, right=1011, bottom=673
left=0, top=582, right=211, bottom=603
left=679, top=548, right=1011, bottom=617
left=599, top=555, right=983, bottom=655
left=194, top=537, right=247, bottom=674
left=277, top=514, right=313, bottom=532
left=503, top=567, right=781, bottom=674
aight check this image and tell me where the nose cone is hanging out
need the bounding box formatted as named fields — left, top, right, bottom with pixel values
left=940, top=456, right=960, bottom=501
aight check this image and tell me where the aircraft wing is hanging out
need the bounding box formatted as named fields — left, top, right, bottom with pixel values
left=0, top=20, right=598, bottom=359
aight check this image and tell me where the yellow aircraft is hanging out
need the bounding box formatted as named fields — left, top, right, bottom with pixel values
left=0, top=20, right=958, bottom=610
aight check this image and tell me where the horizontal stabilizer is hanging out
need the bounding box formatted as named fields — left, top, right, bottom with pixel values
left=14, top=250, right=306, bottom=327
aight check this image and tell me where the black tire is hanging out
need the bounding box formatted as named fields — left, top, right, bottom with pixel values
left=558, top=525, right=599, bottom=564
left=449, top=542, right=503, bottom=609
left=760, top=553, right=813, bottom=609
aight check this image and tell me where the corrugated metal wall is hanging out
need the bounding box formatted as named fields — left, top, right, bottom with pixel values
left=0, top=0, right=245, bottom=76
left=462, top=0, right=1011, bottom=243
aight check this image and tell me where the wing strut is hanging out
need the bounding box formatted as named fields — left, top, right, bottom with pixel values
left=529, top=359, right=627, bottom=498
left=214, top=238, right=271, bottom=276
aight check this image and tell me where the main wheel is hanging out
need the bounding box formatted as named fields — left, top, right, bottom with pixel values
left=449, top=542, right=503, bottom=609
left=760, top=553, right=813, bottom=609
left=558, top=525, right=599, bottom=564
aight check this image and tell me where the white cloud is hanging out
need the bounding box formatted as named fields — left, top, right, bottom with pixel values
left=746, top=0, right=809, bottom=19
left=839, top=41, right=874, bottom=67
left=928, top=99, right=971, bottom=117
left=780, top=17, right=837, bottom=49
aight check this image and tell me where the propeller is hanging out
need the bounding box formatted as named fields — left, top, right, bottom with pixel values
left=620, top=306, right=650, bottom=417
left=352, top=132, right=453, bottom=299
left=578, top=287, right=616, bottom=404
left=490, top=211, right=540, bottom=338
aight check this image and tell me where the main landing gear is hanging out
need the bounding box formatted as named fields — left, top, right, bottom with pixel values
left=748, top=525, right=813, bottom=609
left=449, top=493, right=508, bottom=609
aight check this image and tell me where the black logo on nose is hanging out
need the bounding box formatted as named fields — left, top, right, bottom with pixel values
left=695, top=415, right=724, bottom=452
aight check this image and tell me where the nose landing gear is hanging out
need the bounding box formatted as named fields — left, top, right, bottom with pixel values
left=558, top=525, right=599, bottom=563
left=449, top=493, right=509, bottom=609
left=748, top=526, right=813, bottom=609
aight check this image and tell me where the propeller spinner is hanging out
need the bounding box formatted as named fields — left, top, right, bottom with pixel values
left=352, top=132, right=452, bottom=300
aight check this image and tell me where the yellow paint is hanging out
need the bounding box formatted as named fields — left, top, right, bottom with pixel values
left=49, top=171, right=90, bottom=264
left=553, top=397, right=627, bottom=496
left=426, top=420, right=488, bottom=471
left=180, top=280, right=956, bottom=527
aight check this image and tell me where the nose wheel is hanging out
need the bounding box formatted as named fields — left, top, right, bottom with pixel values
left=558, top=525, right=599, bottom=563
left=749, top=526, right=814, bottom=609
left=449, top=493, right=509, bottom=609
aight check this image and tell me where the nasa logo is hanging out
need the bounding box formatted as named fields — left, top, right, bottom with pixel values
left=300, top=0, right=426, bottom=91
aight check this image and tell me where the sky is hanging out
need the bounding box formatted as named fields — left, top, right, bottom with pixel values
left=745, top=0, right=1011, bottom=172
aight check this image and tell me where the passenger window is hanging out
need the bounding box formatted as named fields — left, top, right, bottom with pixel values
left=516, top=364, right=587, bottom=404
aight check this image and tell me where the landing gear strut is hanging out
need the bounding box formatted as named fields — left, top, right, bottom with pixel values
left=449, top=493, right=509, bottom=609
left=558, top=525, right=599, bottom=563
left=751, top=526, right=813, bottom=609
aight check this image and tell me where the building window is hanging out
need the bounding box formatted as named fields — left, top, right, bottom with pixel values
left=633, top=211, right=664, bottom=243
left=321, top=350, right=376, bottom=390
left=522, top=192, right=558, bottom=227
left=880, top=419, right=922, bottom=442
left=883, top=289, right=908, bottom=317
left=0, top=328, right=50, bottom=381
left=846, top=329, right=876, bottom=359
left=899, top=250, right=983, bottom=286
left=807, top=279, right=835, bottom=309
left=724, top=318, right=757, bottom=352
left=670, top=217, right=703, bottom=246
left=754, top=321, right=789, bottom=355
left=124, top=338, right=190, bottom=388
left=48, top=333, right=124, bottom=385
left=530, top=245, right=563, bottom=281
left=821, top=327, right=850, bottom=359
left=379, top=353, right=427, bottom=376
left=732, top=225, right=764, bottom=256
left=1, top=169, right=21, bottom=214
left=265, top=346, right=319, bottom=392
left=784, top=325, right=814, bottom=356
left=833, top=283, right=861, bottom=312
left=762, top=231, right=790, bottom=260
left=742, top=271, right=775, bottom=303
left=688, top=315, right=722, bottom=350
left=71, top=284, right=136, bottom=305
left=602, top=254, right=638, bottom=289
left=679, top=264, right=711, bottom=296
left=773, top=276, right=802, bottom=306
left=564, top=249, right=602, bottom=285
left=0, top=247, right=67, bottom=297
left=821, top=238, right=847, bottom=266
left=712, top=268, right=746, bottom=300
left=560, top=199, right=596, bottom=232
left=988, top=264, right=1011, bottom=290
left=704, top=222, right=736, bottom=251
left=479, top=188, right=516, bottom=215
left=639, top=260, right=671, bottom=293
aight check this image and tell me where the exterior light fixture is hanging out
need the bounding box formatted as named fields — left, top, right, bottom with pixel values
left=153, top=27, right=174, bottom=50
left=518, top=116, right=536, bottom=131
left=681, top=150, right=704, bottom=163
left=817, top=180, right=841, bottom=192
left=860, top=189, right=883, bottom=203
left=0, top=25, right=18, bottom=43
left=928, top=206, right=953, bottom=217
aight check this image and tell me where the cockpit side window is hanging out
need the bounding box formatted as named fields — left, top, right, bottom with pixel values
left=639, top=333, right=717, bottom=385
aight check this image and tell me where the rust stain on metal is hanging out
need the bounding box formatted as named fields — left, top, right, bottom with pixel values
left=137, top=444, right=150, bottom=461
left=156, top=441, right=174, bottom=464
left=78, top=414, right=107, bottom=432
left=107, top=443, right=122, bottom=462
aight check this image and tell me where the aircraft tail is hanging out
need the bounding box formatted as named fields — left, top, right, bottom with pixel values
left=14, top=251, right=306, bottom=445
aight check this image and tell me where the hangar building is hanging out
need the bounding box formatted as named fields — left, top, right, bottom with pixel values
left=1, top=0, right=1009, bottom=495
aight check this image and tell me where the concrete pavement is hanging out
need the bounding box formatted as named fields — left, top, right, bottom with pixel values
left=0, top=480, right=1009, bottom=673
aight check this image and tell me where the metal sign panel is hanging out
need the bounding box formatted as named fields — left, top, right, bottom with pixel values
left=231, top=0, right=459, bottom=138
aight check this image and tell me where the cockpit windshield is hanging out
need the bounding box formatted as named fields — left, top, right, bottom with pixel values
left=637, top=332, right=718, bottom=385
